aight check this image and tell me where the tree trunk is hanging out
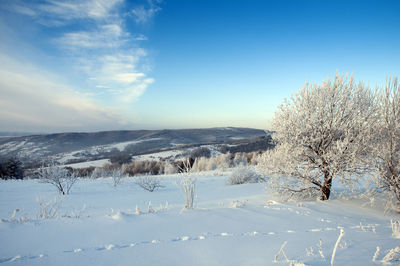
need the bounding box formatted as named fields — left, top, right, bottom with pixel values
left=320, top=173, right=332, bottom=200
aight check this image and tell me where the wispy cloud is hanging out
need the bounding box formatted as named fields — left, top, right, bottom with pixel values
left=12, top=0, right=123, bottom=25
left=58, top=23, right=125, bottom=49
left=9, top=0, right=157, bottom=103
left=79, top=50, right=151, bottom=101
left=130, top=1, right=162, bottom=24
left=0, top=53, right=130, bottom=132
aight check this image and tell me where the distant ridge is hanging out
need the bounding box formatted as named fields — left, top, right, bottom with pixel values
left=0, top=132, right=46, bottom=137
left=0, top=127, right=271, bottom=164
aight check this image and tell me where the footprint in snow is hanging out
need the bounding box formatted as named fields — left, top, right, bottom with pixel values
left=0, top=254, right=45, bottom=264
left=9, top=255, right=22, bottom=262
left=96, top=244, right=114, bottom=251
left=243, top=231, right=259, bottom=236
left=105, top=244, right=115, bottom=250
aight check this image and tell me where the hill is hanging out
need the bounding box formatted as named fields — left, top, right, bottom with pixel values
left=0, top=127, right=271, bottom=166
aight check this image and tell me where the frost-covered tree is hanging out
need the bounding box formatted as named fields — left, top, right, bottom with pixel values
left=370, top=77, right=400, bottom=203
left=38, top=164, right=77, bottom=195
left=261, top=73, right=375, bottom=200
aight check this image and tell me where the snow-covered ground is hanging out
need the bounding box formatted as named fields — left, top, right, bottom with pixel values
left=132, top=144, right=221, bottom=162
left=0, top=175, right=399, bottom=265
left=64, top=159, right=110, bottom=169
left=56, top=138, right=163, bottom=164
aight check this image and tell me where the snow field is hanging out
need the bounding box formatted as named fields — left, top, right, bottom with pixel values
left=0, top=175, right=399, bottom=265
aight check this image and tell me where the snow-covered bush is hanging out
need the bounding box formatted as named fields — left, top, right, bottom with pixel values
left=369, top=77, right=400, bottom=204
left=179, top=175, right=197, bottom=209
left=381, top=246, right=400, bottom=264
left=259, top=73, right=375, bottom=200
left=233, top=153, right=247, bottom=167
left=36, top=197, right=62, bottom=219
left=90, top=167, right=107, bottom=179
left=164, top=162, right=178, bottom=174
left=38, top=164, right=77, bottom=195
left=391, top=220, right=400, bottom=238
left=191, top=156, right=217, bottom=172
left=111, top=168, right=125, bottom=187
left=135, top=176, right=164, bottom=192
left=216, top=153, right=233, bottom=169
left=227, top=167, right=260, bottom=185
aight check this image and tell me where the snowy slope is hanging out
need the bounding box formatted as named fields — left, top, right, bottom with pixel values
left=0, top=128, right=269, bottom=164
left=0, top=175, right=399, bottom=265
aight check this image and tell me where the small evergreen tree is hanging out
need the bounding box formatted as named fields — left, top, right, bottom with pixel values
left=2, top=157, right=24, bottom=180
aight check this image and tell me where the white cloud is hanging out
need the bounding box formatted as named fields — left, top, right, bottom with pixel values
left=58, top=23, right=125, bottom=49
left=131, top=4, right=161, bottom=24
left=33, top=0, right=121, bottom=23
left=79, top=50, right=151, bottom=101
left=123, top=78, right=154, bottom=102
left=113, top=73, right=145, bottom=84
left=6, top=0, right=158, bottom=112
left=0, top=54, right=131, bottom=132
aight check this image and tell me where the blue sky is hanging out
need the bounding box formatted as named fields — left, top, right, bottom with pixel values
left=0, top=0, right=399, bottom=133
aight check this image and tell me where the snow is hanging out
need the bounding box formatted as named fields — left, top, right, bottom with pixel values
left=132, top=150, right=183, bottom=161
left=64, top=159, right=110, bottom=169
left=132, top=144, right=221, bottom=162
left=0, top=175, right=399, bottom=265
left=56, top=138, right=162, bottom=163
left=0, top=141, right=49, bottom=158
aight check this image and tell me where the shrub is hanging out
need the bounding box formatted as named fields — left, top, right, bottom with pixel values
left=91, top=167, right=107, bottom=179
left=73, top=167, right=95, bottom=178
left=164, top=162, right=178, bottom=174
left=227, top=167, right=260, bottom=185
left=175, top=158, right=195, bottom=173
left=135, top=176, right=164, bottom=192
left=36, top=197, right=62, bottom=219
left=124, top=160, right=164, bottom=176
left=38, top=164, right=77, bottom=195
left=110, top=168, right=125, bottom=187
left=179, top=175, right=197, bottom=209
left=191, top=156, right=217, bottom=172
